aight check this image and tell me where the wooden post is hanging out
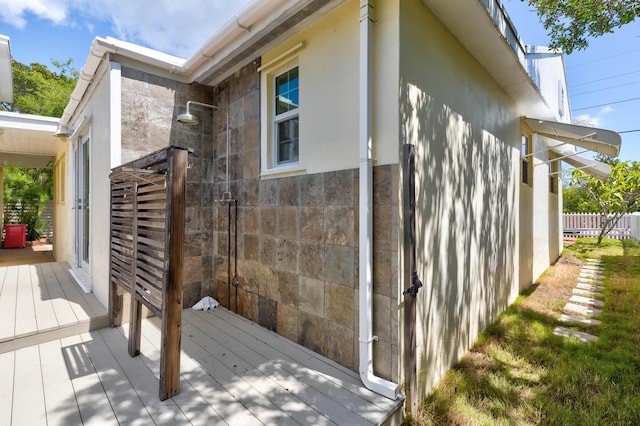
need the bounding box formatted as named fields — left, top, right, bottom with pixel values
left=159, top=147, right=187, bottom=401
left=402, top=144, right=418, bottom=415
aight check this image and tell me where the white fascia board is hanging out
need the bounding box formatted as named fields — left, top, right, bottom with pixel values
left=0, top=110, right=59, bottom=132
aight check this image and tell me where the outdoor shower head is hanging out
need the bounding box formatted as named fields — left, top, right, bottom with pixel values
left=176, top=100, right=221, bottom=125
left=177, top=99, right=233, bottom=200
left=176, top=112, right=199, bottom=125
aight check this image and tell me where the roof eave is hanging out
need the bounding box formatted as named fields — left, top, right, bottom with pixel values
left=423, top=0, right=554, bottom=119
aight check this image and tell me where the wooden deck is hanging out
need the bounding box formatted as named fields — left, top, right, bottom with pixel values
left=0, top=262, right=109, bottom=353
left=0, top=262, right=404, bottom=425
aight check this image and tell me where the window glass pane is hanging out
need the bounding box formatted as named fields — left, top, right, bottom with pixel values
left=277, top=117, right=299, bottom=164
left=275, top=67, right=299, bottom=116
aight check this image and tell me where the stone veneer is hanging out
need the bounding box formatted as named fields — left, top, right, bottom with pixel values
left=120, top=65, right=215, bottom=309
left=119, top=60, right=399, bottom=381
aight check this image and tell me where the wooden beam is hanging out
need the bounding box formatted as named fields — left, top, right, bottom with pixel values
left=159, top=147, right=187, bottom=401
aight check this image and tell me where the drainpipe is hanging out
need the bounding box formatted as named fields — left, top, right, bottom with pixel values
left=358, top=0, right=399, bottom=400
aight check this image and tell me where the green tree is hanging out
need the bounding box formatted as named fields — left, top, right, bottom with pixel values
left=523, top=0, right=640, bottom=53
left=563, top=185, right=598, bottom=213
left=570, top=156, right=640, bottom=244
left=1, top=58, right=78, bottom=117
left=3, top=166, right=54, bottom=241
left=1, top=59, right=76, bottom=241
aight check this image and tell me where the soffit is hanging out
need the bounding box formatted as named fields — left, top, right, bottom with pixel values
left=0, top=112, right=60, bottom=168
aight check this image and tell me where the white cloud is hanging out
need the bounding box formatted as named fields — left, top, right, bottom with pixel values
left=0, top=0, right=251, bottom=57
left=574, top=106, right=614, bottom=128
left=0, top=0, right=71, bottom=28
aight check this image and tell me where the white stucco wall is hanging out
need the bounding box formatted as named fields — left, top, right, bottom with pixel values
left=260, top=0, right=399, bottom=176
left=64, top=61, right=119, bottom=309
left=526, top=46, right=570, bottom=123
left=531, top=133, right=563, bottom=280
left=53, top=141, right=70, bottom=262
left=399, top=0, right=523, bottom=399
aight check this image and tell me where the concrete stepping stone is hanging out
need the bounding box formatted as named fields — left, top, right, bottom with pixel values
left=578, top=275, right=603, bottom=284
left=572, top=288, right=603, bottom=299
left=582, top=266, right=604, bottom=272
left=569, top=295, right=604, bottom=307
left=564, top=302, right=602, bottom=317
left=580, top=270, right=604, bottom=277
left=553, top=326, right=597, bottom=342
left=576, top=283, right=604, bottom=292
left=577, top=277, right=603, bottom=285
left=585, top=258, right=602, bottom=264
left=559, top=314, right=602, bottom=326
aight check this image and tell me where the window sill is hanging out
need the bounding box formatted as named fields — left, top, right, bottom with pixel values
left=260, top=165, right=306, bottom=179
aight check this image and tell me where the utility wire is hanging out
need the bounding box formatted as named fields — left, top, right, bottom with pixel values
left=570, top=69, right=640, bottom=88
left=572, top=80, right=640, bottom=97
left=568, top=48, right=640, bottom=68
left=573, top=96, right=640, bottom=111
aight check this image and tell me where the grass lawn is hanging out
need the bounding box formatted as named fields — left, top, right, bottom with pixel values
left=406, top=238, right=640, bottom=425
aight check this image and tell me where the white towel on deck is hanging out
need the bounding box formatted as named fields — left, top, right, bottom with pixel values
left=191, top=296, right=220, bottom=311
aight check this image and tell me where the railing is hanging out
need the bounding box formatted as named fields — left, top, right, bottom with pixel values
left=563, top=213, right=632, bottom=240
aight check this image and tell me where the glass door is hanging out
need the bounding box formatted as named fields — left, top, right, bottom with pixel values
left=75, top=137, right=90, bottom=272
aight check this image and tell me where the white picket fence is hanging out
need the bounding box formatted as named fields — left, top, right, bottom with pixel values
left=563, top=213, right=632, bottom=240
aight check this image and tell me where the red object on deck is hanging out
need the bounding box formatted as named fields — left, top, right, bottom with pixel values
left=4, top=224, right=27, bottom=248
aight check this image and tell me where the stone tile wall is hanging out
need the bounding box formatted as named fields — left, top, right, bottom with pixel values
left=119, top=61, right=399, bottom=381
left=120, top=66, right=214, bottom=308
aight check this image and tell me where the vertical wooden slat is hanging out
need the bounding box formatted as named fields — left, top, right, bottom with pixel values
left=128, top=181, right=142, bottom=357
left=159, top=147, right=187, bottom=401
left=109, top=184, right=123, bottom=327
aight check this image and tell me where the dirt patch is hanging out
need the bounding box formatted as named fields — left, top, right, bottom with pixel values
left=519, top=254, right=582, bottom=318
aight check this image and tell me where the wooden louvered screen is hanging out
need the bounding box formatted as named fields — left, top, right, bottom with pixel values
left=108, top=145, right=190, bottom=401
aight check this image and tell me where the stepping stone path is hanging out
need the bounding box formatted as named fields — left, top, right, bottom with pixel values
left=554, top=258, right=604, bottom=342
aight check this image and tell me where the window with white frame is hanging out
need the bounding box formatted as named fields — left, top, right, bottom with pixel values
left=274, top=66, right=299, bottom=165
left=549, top=159, right=558, bottom=193
left=521, top=134, right=531, bottom=185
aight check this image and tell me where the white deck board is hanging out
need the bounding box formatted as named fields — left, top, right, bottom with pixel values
left=212, top=308, right=398, bottom=411
left=61, top=334, right=120, bottom=426
left=187, top=309, right=388, bottom=424
left=0, top=350, right=15, bottom=426
left=179, top=316, right=329, bottom=425
left=30, top=264, right=60, bottom=333
left=14, top=265, right=37, bottom=337
left=36, top=263, right=79, bottom=328
left=0, top=267, right=18, bottom=341
left=0, top=262, right=403, bottom=425
left=12, top=345, right=46, bottom=425
left=48, top=263, right=92, bottom=322
left=77, top=331, right=155, bottom=425
left=39, top=339, right=84, bottom=426
left=0, top=262, right=109, bottom=353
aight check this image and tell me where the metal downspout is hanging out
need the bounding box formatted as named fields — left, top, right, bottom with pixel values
left=358, top=0, right=399, bottom=400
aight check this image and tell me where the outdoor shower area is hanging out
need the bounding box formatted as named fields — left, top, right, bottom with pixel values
left=117, top=61, right=399, bottom=383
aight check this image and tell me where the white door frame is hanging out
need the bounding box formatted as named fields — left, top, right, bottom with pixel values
left=72, top=134, right=92, bottom=291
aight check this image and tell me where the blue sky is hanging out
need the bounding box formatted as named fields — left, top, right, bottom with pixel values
left=504, top=0, right=640, bottom=162
left=1, top=0, right=639, bottom=161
